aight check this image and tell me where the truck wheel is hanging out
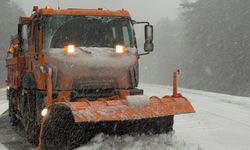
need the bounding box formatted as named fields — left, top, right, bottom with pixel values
left=40, top=104, right=75, bottom=150
left=20, top=74, right=39, bottom=145
left=8, top=88, right=21, bottom=128
left=21, top=90, right=40, bottom=145
left=40, top=103, right=95, bottom=150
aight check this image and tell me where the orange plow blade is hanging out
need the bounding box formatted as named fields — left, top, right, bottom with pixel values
left=39, top=95, right=194, bottom=150
left=65, top=95, right=195, bottom=123
left=38, top=71, right=195, bottom=150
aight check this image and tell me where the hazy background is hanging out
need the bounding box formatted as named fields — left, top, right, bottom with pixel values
left=1, top=0, right=181, bottom=87
left=13, top=0, right=180, bottom=24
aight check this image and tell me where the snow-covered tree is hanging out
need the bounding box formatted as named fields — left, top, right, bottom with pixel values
left=180, top=0, right=250, bottom=96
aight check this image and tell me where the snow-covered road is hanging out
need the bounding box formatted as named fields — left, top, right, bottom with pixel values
left=0, top=88, right=8, bottom=116
left=0, top=88, right=8, bottom=150
left=142, top=83, right=250, bottom=150
left=0, top=84, right=250, bottom=150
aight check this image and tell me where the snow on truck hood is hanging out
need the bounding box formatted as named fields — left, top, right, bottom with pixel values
left=45, top=47, right=138, bottom=69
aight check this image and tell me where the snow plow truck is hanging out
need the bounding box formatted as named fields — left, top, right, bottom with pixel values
left=6, top=6, right=195, bottom=150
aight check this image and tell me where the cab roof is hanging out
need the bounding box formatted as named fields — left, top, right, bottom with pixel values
left=37, top=7, right=131, bottom=17
left=19, top=6, right=131, bottom=25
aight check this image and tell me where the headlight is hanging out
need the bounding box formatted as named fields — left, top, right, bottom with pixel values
left=115, top=45, right=126, bottom=54
left=41, top=108, right=48, bottom=117
left=64, top=45, right=75, bottom=54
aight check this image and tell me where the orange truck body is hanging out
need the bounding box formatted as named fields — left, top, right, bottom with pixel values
left=6, top=6, right=194, bottom=149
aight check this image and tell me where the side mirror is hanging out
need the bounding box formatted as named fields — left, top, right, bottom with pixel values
left=144, top=25, right=154, bottom=52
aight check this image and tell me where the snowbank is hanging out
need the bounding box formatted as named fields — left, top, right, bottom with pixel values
left=141, top=83, right=250, bottom=150
left=0, top=88, right=7, bottom=115
left=75, top=132, right=199, bottom=150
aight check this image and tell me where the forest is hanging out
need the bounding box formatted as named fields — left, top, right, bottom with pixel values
left=141, top=0, right=250, bottom=97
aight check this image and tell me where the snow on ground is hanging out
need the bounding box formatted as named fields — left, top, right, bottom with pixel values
left=75, top=132, right=197, bottom=150
left=0, top=88, right=8, bottom=150
left=0, top=88, right=8, bottom=116
left=0, top=84, right=250, bottom=150
left=141, top=83, right=250, bottom=150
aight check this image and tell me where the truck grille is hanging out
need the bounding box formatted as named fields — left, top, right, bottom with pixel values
left=71, top=80, right=117, bottom=101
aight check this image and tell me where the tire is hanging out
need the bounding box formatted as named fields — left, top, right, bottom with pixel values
left=40, top=103, right=95, bottom=150
left=40, top=104, right=76, bottom=150
left=8, top=88, right=21, bottom=128
left=21, top=90, right=40, bottom=145
left=20, top=74, right=40, bottom=145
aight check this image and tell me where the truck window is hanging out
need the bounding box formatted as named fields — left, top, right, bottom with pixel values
left=112, top=27, right=117, bottom=39
left=122, top=26, right=130, bottom=47
left=22, top=25, right=29, bottom=51
left=34, top=21, right=39, bottom=52
left=43, top=16, right=135, bottom=49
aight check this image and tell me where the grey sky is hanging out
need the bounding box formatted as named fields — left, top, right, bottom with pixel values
left=13, top=0, right=181, bottom=25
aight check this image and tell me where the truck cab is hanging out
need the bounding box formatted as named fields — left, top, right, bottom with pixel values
left=6, top=6, right=154, bottom=100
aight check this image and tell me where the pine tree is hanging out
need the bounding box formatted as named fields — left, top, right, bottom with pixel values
left=180, top=0, right=250, bottom=96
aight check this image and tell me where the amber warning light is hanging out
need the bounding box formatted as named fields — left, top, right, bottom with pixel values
left=64, top=45, right=75, bottom=54
left=115, top=45, right=126, bottom=54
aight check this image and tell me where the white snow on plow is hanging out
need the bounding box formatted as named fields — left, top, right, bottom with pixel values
left=0, top=88, right=9, bottom=150
left=126, top=95, right=150, bottom=108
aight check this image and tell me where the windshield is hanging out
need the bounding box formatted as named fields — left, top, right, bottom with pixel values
left=42, top=15, right=136, bottom=49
